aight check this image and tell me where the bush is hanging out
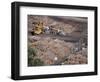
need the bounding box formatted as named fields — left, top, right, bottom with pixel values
left=31, top=58, right=44, bottom=66
left=28, top=46, right=37, bottom=57
left=28, top=46, right=44, bottom=66
left=28, top=46, right=37, bottom=66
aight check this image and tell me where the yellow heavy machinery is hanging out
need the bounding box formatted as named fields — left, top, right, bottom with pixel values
left=32, top=21, right=44, bottom=35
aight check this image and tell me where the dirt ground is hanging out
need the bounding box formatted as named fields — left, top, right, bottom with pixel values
left=28, top=15, right=88, bottom=66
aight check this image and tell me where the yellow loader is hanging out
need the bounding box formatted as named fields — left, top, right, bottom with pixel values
left=32, top=21, right=44, bottom=35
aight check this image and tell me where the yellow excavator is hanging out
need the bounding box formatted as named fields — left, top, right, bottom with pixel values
left=32, top=21, right=44, bottom=35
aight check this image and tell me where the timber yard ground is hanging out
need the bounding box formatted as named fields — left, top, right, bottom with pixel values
left=28, top=15, right=88, bottom=66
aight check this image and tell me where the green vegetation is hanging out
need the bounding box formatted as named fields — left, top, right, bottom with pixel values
left=28, top=46, right=37, bottom=57
left=28, top=46, right=44, bottom=66
left=31, top=58, right=44, bottom=66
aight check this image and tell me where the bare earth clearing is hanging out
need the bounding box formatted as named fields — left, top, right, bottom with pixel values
left=28, top=15, right=88, bottom=66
